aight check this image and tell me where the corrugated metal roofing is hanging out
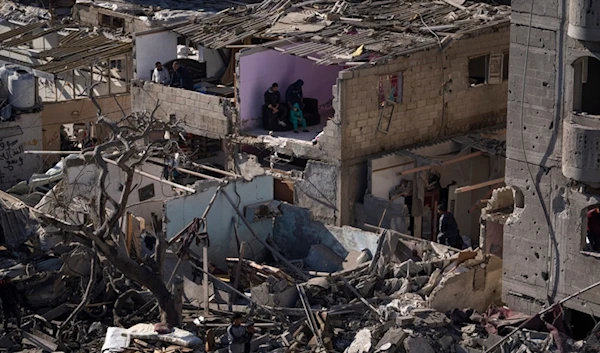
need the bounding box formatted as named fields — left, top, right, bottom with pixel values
left=170, top=0, right=510, bottom=65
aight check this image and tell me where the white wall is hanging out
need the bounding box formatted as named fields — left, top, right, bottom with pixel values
left=135, top=30, right=178, bottom=80
left=0, top=112, right=43, bottom=190
left=163, top=175, right=274, bottom=270
left=65, top=161, right=178, bottom=222
left=199, top=46, right=227, bottom=78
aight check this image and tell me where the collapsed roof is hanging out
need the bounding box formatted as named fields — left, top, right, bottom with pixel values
left=171, top=0, right=511, bottom=65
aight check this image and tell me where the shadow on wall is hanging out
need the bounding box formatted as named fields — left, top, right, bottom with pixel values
left=273, top=203, right=380, bottom=260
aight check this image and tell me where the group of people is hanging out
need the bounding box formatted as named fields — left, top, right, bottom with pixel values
left=152, top=61, right=194, bottom=91
left=264, top=80, right=309, bottom=133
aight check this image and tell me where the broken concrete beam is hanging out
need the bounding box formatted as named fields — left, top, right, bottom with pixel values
left=346, top=329, right=373, bottom=353
left=304, top=244, right=343, bottom=273
left=395, top=316, right=416, bottom=326
left=375, top=328, right=408, bottom=352
left=403, top=336, right=435, bottom=353
left=250, top=282, right=299, bottom=308
left=412, top=309, right=451, bottom=328
left=22, top=330, right=58, bottom=352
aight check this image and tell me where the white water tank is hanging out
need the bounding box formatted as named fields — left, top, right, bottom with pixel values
left=8, top=70, right=36, bottom=110
left=0, top=64, right=17, bottom=102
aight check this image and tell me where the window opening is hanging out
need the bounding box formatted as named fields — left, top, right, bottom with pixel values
left=378, top=73, right=403, bottom=106
left=573, top=57, right=600, bottom=115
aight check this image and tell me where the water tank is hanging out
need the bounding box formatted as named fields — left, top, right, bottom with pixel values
left=562, top=112, right=600, bottom=184
left=568, top=0, right=600, bottom=41
left=0, top=64, right=17, bottom=102
left=8, top=70, right=36, bottom=110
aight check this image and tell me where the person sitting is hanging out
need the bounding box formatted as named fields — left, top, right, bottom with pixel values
left=285, top=80, right=304, bottom=109
left=152, top=61, right=170, bottom=85
left=290, top=103, right=308, bottom=133
left=264, top=83, right=287, bottom=128
left=170, top=61, right=194, bottom=91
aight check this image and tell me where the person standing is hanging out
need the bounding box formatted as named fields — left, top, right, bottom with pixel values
left=152, top=62, right=170, bottom=85
left=170, top=61, right=194, bottom=91
left=285, top=80, right=304, bottom=109
left=0, top=276, right=21, bottom=330
left=227, top=313, right=254, bottom=353
left=436, top=204, right=461, bottom=248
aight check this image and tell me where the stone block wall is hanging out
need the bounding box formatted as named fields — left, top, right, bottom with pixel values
left=73, top=4, right=150, bottom=34
left=131, top=80, right=230, bottom=139
left=504, top=0, right=600, bottom=316
left=339, top=24, right=509, bottom=162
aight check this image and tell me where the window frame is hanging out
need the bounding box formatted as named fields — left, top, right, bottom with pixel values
left=378, top=72, right=403, bottom=107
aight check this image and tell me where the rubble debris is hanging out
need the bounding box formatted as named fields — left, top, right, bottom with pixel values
left=304, top=244, right=344, bottom=273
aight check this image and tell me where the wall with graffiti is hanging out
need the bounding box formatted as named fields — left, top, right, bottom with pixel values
left=0, top=113, right=43, bottom=190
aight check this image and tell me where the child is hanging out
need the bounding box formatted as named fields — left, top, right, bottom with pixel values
left=290, top=103, right=308, bottom=133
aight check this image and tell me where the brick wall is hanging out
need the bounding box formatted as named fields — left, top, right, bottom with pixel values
left=131, top=80, right=230, bottom=139
left=339, top=25, right=509, bottom=162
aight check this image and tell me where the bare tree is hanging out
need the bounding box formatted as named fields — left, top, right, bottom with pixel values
left=36, top=96, right=185, bottom=326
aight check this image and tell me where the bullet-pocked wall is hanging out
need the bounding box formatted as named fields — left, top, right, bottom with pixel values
left=503, top=0, right=600, bottom=315
left=336, top=25, right=510, bottom=225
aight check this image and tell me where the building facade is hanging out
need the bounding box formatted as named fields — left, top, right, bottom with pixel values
left=503, top=0, right=600, bottom=315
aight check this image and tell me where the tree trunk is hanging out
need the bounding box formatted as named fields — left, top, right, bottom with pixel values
left=105, top=244, right=181, bottom=327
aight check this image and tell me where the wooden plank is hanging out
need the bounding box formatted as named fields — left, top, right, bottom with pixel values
left=454, top=177, right=505, bottom=194
left=396, top=151, right=483, bottom=176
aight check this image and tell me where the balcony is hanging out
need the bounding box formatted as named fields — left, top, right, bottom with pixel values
left=568, top=0, right=600, bottom=41
left=562, top=112, right=600, bottom=183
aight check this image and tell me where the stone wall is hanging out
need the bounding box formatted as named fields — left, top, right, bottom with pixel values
left=131, top=80, right=230, bottom=139
left=503, top=0, right=600, bottom=315
left=335, top=25, right=509, bottom=226
left=339, top=25, right=510, bottom=162
left=73, top=4, right=150, bottom=34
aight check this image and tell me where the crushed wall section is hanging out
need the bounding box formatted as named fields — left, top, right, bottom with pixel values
left=131, top=80, right=230, bottom=139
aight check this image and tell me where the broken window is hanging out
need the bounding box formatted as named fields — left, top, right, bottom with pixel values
left=572, top=57, right=600, bottom=115
left=99, top=14, right=125, bottom=29
left=468, top=54, right=504, bottom=86
left=378, top=73, right=403, bottom=106
left=582, top=204, right=600, bottom=254
left=110, top=59, right=123, bottom=71
left=469, top=55, right=488, bottom=86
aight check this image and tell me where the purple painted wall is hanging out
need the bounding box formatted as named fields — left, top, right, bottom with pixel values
left=239, top=49, right=341, bottom=129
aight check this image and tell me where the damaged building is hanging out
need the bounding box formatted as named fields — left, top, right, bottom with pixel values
left=502, top=0, right=600, bottom=332
left=0, top=16, right=134, bottom=167
left=130, top=0, right=511, bottom=251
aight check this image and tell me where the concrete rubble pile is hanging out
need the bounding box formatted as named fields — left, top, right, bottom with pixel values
left=0, top=195, right=206, bottom=353
left=0, top=194, right=592, bottom=353
left=198, top=231, right=586, bottom=353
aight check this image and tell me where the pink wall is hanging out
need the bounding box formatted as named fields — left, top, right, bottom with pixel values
left=239, top=49, right=341, bottom=129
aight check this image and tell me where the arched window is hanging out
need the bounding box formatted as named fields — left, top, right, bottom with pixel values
left=573, top=56, right=600, bottom=115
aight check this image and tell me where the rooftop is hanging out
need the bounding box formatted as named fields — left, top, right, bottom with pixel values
left=0, top=23, right=132, bottom=76
left=172, top=0, right=511, bottom=65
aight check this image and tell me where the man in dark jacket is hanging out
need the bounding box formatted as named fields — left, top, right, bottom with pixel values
left=437, top=204, right=462, bottom=248
left=0, top=276, right=21, bottom=330
left=264, top=83, right=287, bottom=127
left=285, top=80, right=304, bottom=109
left=170, top=61, right=194, bottom=91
